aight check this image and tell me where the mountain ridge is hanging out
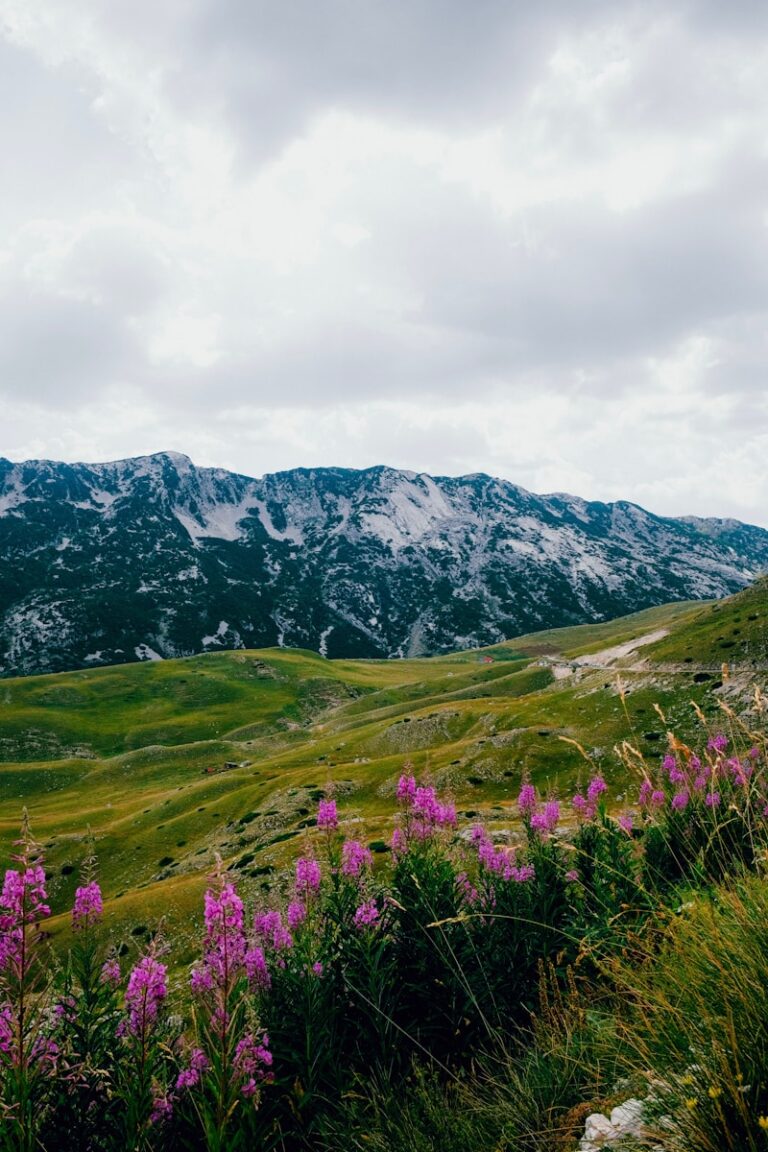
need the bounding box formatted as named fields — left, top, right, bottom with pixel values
left=0, top=451, right=766, bottom=677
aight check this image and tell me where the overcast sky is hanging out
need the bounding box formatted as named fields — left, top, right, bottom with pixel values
left=1, top=2, right=767, bottom=525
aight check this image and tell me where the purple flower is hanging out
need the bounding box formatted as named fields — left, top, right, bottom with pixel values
left=341, top=840, right=373, bottom=877
left=72, top=880, right=103, bottom=932
left=662, top=754, right=676, bottom=774
left=671, top=791, right=689, bottom=811
left=244, top=945, right=271, bottom=990
left=31, top=1035, right=58, bottom=1069
left=391, top=827, right=406, bottom=856
left=0, top=863, right=51, bottom=973
left=190, top=878, right=247, bottom=995
left=150, top=1095, right=173, bottom=1125
left=253, top=910, right=293, bottom=951
left=317, top=799, right=338, bottom=831
left=705, top=791, right=721, bottom=808
left=295, top=857, right=321, bottom=896
left=565, top=869, right=580, bottom=883
left=572, top=793, right=596, bottom=820
left=124, top=952, right=167, bottom=1037
left=587, top=776, right=607, bottom=804
left=708, top=734, right=728, bottom=753
left=312, top=961, right=324, bottom=977
left=54, top=996, right=77, bottom=1024
left=618, top=814, right=633, bottom=833
left=651, top=790, right=666, bottom=807
left=100, top=957, right=121, bottom=987
left=176, top=1047, right=209, bottom=1090
left=176, top=1067, right=200, bottom=1090
left=543, top=799, right=560, bottom=830
left=517, top=783, right=537, bottom=815
left=234, top=1032, right=273, bottom=1096
left=455, top=871, right=479, bottom=905
left=511, top=864, right=535, bottom=883
left=354, top=901, right=380, bottom=928
left=396, top=773, right=417, bottom=803
left=530, top=799, right=561, bottom=834
left=638, top=779, right=653, bottom=806
left=286, top=900, right=306, bottom=929
left=477, top=834, right=511, bottom=875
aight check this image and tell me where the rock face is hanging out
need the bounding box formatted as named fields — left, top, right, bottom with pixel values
left=1, top=451, right=767, bottom=676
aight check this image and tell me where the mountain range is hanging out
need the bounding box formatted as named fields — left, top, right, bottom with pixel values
left=0, top=451, right=766, bottom=677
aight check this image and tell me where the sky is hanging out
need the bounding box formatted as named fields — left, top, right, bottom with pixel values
left=1, top=2, right=768, bottom=526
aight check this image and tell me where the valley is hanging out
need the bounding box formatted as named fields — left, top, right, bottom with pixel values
left=1, top=580, right=765, bottom=963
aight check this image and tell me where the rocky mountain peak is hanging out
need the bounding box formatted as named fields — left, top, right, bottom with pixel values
left=0, top=454, right=766, bottom=676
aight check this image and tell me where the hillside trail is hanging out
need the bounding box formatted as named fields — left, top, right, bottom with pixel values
left=545, top=628, right=768, bottom=679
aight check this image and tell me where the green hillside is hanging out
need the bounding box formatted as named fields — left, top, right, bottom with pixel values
left=0, top=588, right=765, bottom=962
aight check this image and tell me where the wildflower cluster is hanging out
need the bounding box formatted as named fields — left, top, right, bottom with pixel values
left=0, top=722, right=765, bottom=1150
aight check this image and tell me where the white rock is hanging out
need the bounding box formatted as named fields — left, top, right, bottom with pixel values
left=610, top=1097, right=645, bottom=1133
left=579, top=1112, right=614, bottom=1149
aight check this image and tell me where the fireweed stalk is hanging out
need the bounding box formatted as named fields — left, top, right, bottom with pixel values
left=178, top=860, right=271, bottom=1151
left=45, top=848, right=124, bottom=1150
left=116, top=939, right=171, bottom=1148
left=0, top=811, right=55, bottom=1152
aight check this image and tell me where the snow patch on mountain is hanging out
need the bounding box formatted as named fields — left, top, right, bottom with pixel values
left=135, top=643, right=163, bottom=661
left=1, top=453, right=767, bottom=675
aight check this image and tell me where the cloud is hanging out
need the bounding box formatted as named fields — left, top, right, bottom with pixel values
left=0, top=0, right=767, bottom=525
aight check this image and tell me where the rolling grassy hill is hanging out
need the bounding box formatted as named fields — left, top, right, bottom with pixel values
left=0, top=582, right=765, bottom=965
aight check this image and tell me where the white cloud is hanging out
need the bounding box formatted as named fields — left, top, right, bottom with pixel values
left=0, top=0, right=767, bottom=525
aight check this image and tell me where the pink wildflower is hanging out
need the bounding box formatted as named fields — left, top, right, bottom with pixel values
left=671, top=791, right=689, bottom=811
left=651, top=790, right=666, bottom=807
left=587, top=776, right=607, bottom=804
left=286, top=900, right=306, bottom=929
left=72, top=880, right=103, bottom=932
left=0, top=862, right=51, bottom=974
left=124, top=952, right=167, bottom=1036
left=176, top=1047, right=209, bottom=1091
left=100, top=957, right=121, bottom=987
left=253, top=910, right=293, bottom=951
left=543, top=799, right=560, bottom=830
left=341, top=840, right=373, bottom=877
left=618, top=814, right=633, bottom=833
left=149, top=1095, right=173, bottom=1125
left=705, top=792, right=721, bottom=808
left=295, top=857, right=321, bottom=896
left=396, top=773, right=417, bottom=803
left=244, top=945, right=271, bottom=991
left=234, top=1032, right=273, bottom=1096
left=391, top=827, right=406, bottom=856
left=455, top=871, right=479, bottom=905
left=354, top=901, right=380, bottom=928
left=317, top=799, right=338, bottom=831
left=190, top=878, right=247, bottom=995
left=517, top=783, right=537, bottom=815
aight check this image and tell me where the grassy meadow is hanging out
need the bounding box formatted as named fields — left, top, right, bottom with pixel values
left=0, top=583, right=764, bottom=964
left=1, top=578, right=768, bottom=1150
